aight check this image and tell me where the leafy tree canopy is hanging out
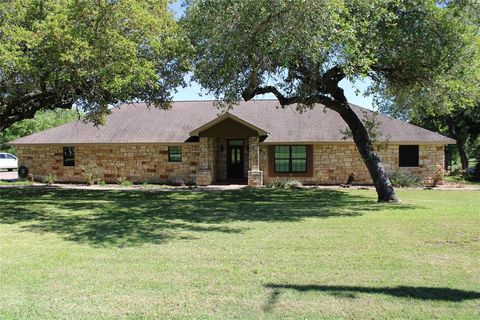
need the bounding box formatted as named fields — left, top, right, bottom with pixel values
left=375, top=1, right=480, bottom=170
left=184, top=0, right=471, bottom=106
left=0, top=0, right=191, bottom=131
left=0, top=108, right=79, bottom=153
left=183, top=0, right=475, bottom=201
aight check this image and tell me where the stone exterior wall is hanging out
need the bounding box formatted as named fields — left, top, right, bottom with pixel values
left=260, top=143, right=445, bottom=185
left=197, top=137, right=217, bottom=185
left=16, top=144, right=199, bottom=184
left=16, top=142, right=445, bottom=186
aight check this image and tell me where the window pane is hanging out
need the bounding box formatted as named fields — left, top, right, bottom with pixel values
left=63, top=147, right=75, bottom=167
left=275, top=159, right=290, bottom=172
left=291, top=145, right=307, bottom=158
left=0, top=154, right=5, bottom=159
left=236, top=149, right=241, bottom=163
left=291, top=159, right=307, bottom=172
left=399, top=145, right=419, bottom=167
left=228, top=139, right=243, bottom=146
left=168, top=146, right=182, bottom=162
left=274, top=146, right=290, bottom=158
left=169, top=154, right=181, bottom=162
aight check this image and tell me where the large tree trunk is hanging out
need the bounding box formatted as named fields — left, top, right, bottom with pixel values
left=447, top=118, right=469, bottom=170
left=241, top=73, right=398, bottom=202
left=335, top=103, right=398, bottom=202
left=456, top=142, right=469, bottom=170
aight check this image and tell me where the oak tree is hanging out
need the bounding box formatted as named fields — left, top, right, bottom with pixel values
left=0, top=0, right=191, bottom=131
left=184, top=0, right=473, bottom=201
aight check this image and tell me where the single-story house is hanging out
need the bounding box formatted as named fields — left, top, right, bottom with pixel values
left=9, top=100, right=455, bottom=186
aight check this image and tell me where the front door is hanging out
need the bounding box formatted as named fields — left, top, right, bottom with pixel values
left=227, top=139, right=244, bottom=179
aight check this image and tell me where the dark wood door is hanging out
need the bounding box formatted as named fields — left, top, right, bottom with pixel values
left=227, top=144, right=244, bottom=179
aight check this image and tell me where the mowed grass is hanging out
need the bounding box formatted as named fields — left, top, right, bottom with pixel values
left=0, top=187, right=479, bottom=319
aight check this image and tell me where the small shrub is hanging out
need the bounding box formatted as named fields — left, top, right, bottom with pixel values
left=267, top=178, right=303, bottom=189
left=98, top=181, right=107, bottom=186
left=185, top=180, right=197, bottom=187
left=266, top=177, right=287, bottom=188
left=431, top=165, right=445, bottom=187
left=284, top=179, right=303, bottom=189
left=80, top=164, right=102, bottom=185
left=467, top=157, right=480, bottom=181
left=116, top=177, right=133, bottom=187
left=390, top=170, right=422, bottom=187
left=42, top=173, right=57, bottom=185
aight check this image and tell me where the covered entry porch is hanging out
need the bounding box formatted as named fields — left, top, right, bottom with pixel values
left=190, top=113, right=267, bottom=186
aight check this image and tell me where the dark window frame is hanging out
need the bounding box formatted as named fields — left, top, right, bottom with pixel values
left=399, top=145, right=419, bottom=167
left=63, top=146, right=75, bottom=167
left=274, top=145, right=307, bottom=173
left=168, top=146, right=182, bottom=162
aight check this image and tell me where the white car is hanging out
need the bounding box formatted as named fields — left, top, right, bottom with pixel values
left=0, top=153, right=18, bottom=171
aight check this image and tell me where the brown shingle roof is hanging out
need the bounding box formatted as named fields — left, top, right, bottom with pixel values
left=9, top=100, right=455, bottom=145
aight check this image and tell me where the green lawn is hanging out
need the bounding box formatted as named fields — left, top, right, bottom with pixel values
left=0, top=187, right=479, bottom=319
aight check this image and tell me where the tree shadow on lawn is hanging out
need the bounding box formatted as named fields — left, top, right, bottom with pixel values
left=0, top=187, right=415, bottom=247
left=263, top=283, right=480, bottom=312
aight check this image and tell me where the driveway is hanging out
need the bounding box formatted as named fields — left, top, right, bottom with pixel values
left=0, top=170, right=18, bottom=181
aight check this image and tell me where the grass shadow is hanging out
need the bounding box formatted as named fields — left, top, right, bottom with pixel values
left=263, top=283, right=480, bottom=311
left=0, top=187, right=415, bottom=247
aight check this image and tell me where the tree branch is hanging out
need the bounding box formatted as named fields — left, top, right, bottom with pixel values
left=241, top=84, right=346, bottom=115
left=0, top=92, right=74, bottom=131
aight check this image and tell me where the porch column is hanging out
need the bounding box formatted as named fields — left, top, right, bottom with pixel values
left=248, top=136, right=263, bottom=186
left=197, top=137, right=215, bottom=186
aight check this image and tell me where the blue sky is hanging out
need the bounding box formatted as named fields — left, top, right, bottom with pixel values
left=172, top=78, right=375, bottom=110
left=169, top=2, right=375, bottom=110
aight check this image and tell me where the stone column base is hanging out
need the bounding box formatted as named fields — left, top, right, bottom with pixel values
left=248, top=170, right=263, bottom=187
left=197, top=169, right=213, bottom=186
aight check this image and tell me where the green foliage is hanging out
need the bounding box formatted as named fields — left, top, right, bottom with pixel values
left=0, top=180, right=32, bottom=186
left=0, top=109, right=78, bottom=153
left=80, top=164, right=102, bottom=186
left=184, top=0, right=469, bottom=105
left=116, top=177, right=133, bottom=187
left=390, top=171, right=422, bottom=187
left=375, top=4, right=480, bottom=169
left=183, top=0, right=472, bottom=201
left=42, top=173, right=57, bottom=185
left=0, top=0, right=191, bottom=130
left=267, top=178, right=303, bottom=189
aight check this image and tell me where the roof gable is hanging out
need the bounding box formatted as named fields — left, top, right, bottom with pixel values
left=190, top=113, right=269, bottom=137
